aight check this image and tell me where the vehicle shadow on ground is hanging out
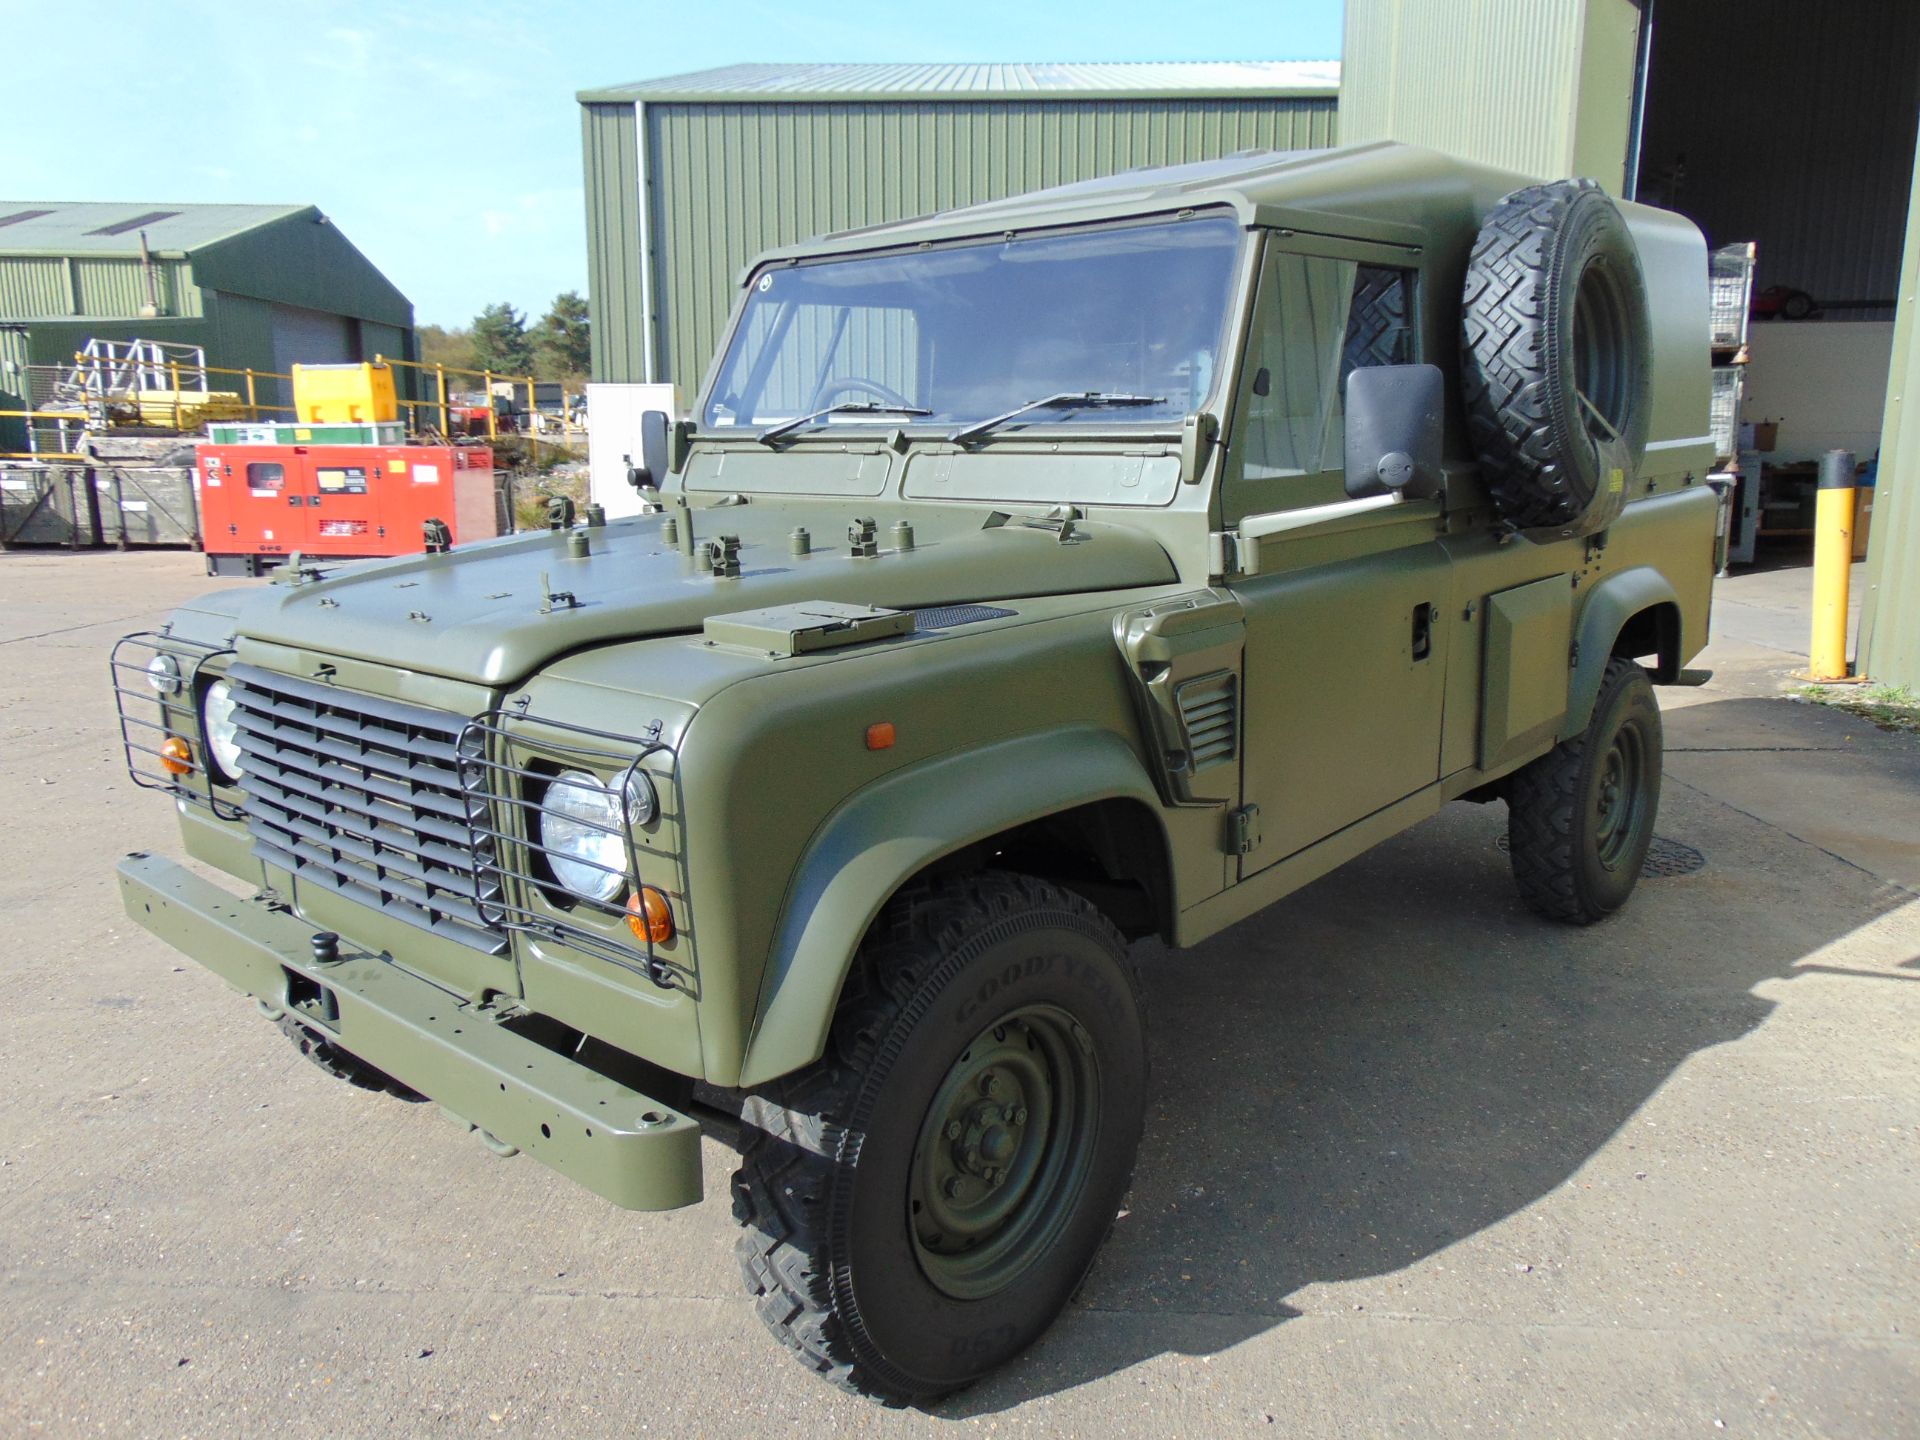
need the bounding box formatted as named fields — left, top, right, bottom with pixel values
left=934, top=701, right=1913, bottom=1416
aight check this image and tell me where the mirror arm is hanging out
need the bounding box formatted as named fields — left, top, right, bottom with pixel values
left=1180, top=412, right=1220, bottom=486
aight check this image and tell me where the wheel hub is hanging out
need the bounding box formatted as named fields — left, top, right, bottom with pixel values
left=1592, top=726, right=1647, bottom=868
left=907, top=1006, right=1099, bottom=1300
left=951, top=1091, right=1027, bottom=1182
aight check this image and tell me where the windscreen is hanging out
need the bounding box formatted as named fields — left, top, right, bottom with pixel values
left=703, top=214, right=1243, bottom=433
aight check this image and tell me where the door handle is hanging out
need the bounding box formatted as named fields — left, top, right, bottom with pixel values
left=1412, top=601, right=1434, bottom=661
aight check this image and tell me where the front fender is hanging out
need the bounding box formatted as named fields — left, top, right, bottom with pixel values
left=1562, top=565, right=1680, bottom=739
left=735, top=725, right=1164, bottom=1087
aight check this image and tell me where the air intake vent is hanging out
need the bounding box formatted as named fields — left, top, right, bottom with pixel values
left=1175, top=671, right=1238, bottom=771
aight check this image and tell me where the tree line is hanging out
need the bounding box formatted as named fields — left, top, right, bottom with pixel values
left=418, top=292, right=590, bottom=384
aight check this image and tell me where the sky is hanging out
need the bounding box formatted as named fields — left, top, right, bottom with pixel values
left=3, top=0, right=1343, bottom=327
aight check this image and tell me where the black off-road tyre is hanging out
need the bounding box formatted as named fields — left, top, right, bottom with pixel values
left=275, top=1014, right=423, bottom=1100
left=1461, top=179, right=1652, bottom=537
left=730, top=872, right=1148, bottom=1403
left=1507, top=657, right=1663, bottom=924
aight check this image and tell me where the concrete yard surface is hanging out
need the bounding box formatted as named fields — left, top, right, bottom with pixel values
left=0, top=549, right=1915, bottom=1438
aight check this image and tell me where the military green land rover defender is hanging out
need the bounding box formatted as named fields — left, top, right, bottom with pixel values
left=114, top=143, right=1721, bottom=1401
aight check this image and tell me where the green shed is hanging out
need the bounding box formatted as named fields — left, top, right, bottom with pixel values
left=0, top=203, right=415, bottom=451
left=576, top=62, right=1340, bottom=389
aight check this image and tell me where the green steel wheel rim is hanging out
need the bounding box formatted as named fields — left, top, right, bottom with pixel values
left=1593, top=721, right=1649, bottom=870
left=906, top=1004, right=1101, bottom=1301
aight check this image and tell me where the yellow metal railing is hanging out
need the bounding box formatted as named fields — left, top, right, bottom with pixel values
left=372, top=355, right=580, bottom=461
left=25, top=353, right=583, bottom=458
left=65, top=353, right=299, bottom=429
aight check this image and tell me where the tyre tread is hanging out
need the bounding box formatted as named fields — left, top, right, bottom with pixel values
left=728, top=871, right=1138, bottom=1403
left=1460, top=179, right=1616, bottom=532
left=1506, top=657, right=1654, bottom=924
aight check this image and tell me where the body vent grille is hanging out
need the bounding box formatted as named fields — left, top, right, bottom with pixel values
left=1176, top=671, right=1238, bottom=771
left=913, top=604, right=1017, bottom=630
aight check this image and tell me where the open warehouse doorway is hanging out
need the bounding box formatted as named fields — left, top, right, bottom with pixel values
left=1632, top=2, right=1920, bottom=567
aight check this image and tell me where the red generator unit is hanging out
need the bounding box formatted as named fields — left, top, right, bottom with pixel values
left=196, top=442, right=499, bottom=575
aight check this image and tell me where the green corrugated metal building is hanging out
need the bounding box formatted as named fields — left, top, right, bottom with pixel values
left=0, top=202, right=415, bottom=450
left=576, top=62, right=1340, bottom=388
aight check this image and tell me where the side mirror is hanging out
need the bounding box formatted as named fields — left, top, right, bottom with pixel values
left=628, top=409, right=671, bottom=492
left=1344, top=364, right=1444, bottom=500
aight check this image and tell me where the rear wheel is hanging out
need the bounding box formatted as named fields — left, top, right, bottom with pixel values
left=1506, top=657, right=1663, bottom=923
left=730, top=872, right=1148, bottom=1402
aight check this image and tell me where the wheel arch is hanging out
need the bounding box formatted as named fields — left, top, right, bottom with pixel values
left=735, top=726, right=1169, bottom=1088
left=1562, top=564, right=1682, bottom=740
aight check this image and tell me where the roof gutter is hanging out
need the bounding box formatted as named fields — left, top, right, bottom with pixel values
left=576, top=84, right=1339, bottom=105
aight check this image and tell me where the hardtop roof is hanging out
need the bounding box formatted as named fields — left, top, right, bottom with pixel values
left=752, top=142, right=1534, bottom=264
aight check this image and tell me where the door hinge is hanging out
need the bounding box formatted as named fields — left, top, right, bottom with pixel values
left=1226, top=803, right=1262, bottom=856
left=1568, top=639, right=1581, bottom=668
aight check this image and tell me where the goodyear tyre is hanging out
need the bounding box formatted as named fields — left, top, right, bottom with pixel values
left=730, top=872, right=1148, bottom=1402
left=1461, top=179, right=1652, bottom=537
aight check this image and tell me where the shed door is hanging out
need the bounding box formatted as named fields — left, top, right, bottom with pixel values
left=271, top=303, right=356, bottom=376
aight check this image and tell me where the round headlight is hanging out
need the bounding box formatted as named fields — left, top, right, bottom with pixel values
left=539, top=769, right=627, bottom=902
left=146, top=654, right=183, bottom=696
left=202, top=679, right=244, bottom=781
left=622, top=769, right=657, bottom=829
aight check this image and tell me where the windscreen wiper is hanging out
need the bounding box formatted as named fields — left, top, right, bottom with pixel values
left=757, top=401, right=933, bottom=446
left=950, top=391, right=1165, bottom=447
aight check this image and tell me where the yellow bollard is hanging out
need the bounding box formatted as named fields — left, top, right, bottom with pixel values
left=1806, top=448, right=1857, bottom=681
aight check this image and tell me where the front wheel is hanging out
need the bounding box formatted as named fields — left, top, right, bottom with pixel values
left=730, top=872, right=1148, bottom=1402
left=1506, top=656, right=1663, bottom=923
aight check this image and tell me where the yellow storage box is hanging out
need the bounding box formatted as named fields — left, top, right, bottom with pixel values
left=291, top=362, right=399, bottom=424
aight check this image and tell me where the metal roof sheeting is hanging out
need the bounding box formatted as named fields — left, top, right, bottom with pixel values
left=584, top=93, right=1338, bottom=385
left=580, top=60, right=1340, bottom=104
left=0, top=202, right=308, bottom=256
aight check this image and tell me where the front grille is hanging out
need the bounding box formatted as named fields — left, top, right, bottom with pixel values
left=227, top=663, right=506, bottom=955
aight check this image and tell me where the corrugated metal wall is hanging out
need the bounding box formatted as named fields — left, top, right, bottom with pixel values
left=191, top=212, right=412, bottom=329
left=71, top=258, right=198, bottom=318
left=1859, top=143, right=1920, bottom=689
left=202, top=291, right=291, bottom=411
left=0, top=256, right=196, bottom=319
left=0, top=258, right=71, bottom=317
left=1341, top=0, right=1640, bottom=190
left=1637, top=0, right=1920, bottom=312
left=585, top=95, right=1337, bottom=385
left=582, top=102, right=649, bottom=384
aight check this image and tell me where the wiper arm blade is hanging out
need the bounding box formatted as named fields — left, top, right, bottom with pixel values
left=757, top=401, right=932, bottom=446
left=950, top=391, right=1165, bottom=447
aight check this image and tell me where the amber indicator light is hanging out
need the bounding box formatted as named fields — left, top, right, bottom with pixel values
left=160, top=736, right=194, bottom=776
left=865, top=721, right=896, bottom=751
left=626, top=886, right=675, bottom=944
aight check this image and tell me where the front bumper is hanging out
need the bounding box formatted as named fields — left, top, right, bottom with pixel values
left=118, top=853, right=703, bottom=1211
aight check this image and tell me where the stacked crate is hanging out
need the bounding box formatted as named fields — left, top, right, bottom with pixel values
left=1707, top=242, right=1758, bottom=566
